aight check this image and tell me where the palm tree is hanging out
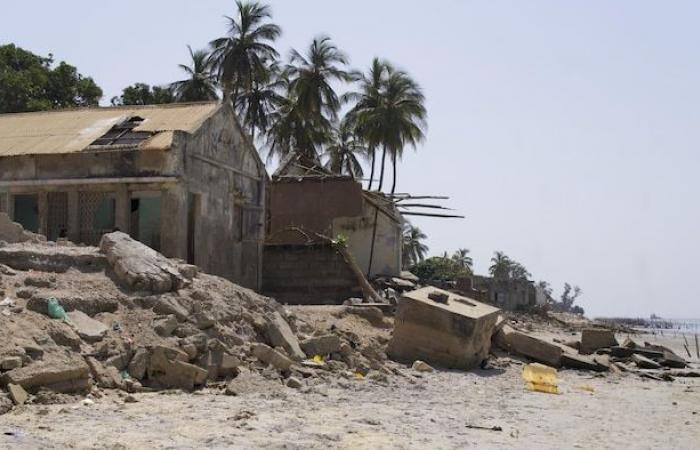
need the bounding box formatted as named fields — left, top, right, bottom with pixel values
left=234, top=61, right=284, bottom=140
left=452, top=248, right=473, bottom=271
left=344, top=58, right=389, bottom=190
left=347, top=61, right=426, bottom=193
left=286, top=36, right=352, bottom=122
left=170, top=46, right=219, bottom=103
left=323, top=118, right=366, bottom=179
left=489, top=251, right=512, bottom=280
left=402, top=222, right=429, bottom=269
left=209, top=1, right=281, bottom=102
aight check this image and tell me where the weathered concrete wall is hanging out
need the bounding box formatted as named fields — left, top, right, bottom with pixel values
left=334, top=200, right=402, bottom=277
left=262, top=244, right=361, bottom=304
left=268, top=179, right=363, bottom=244
left=181, top=103, right=266, bottom=290
left=0, top=150, right=179, bottom=182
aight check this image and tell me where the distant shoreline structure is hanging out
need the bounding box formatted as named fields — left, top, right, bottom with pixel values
left=595, top=317, right=700, bottom=333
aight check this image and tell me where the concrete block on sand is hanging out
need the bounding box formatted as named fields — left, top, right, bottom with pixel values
left=494, top=325, right=563, bottom=367
left=580, top=329, right=618, bottom=355
left=388, top=287, right=500, bottom=370
left=67, top=310, right=108, bottom=342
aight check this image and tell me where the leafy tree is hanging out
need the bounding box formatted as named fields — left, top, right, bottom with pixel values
left=536, top=280, right=554, bottom=302
left=111, top=83, right=175, bottom=106
left=323, top=117, right=366, bottom=179
left=170, top=46, right=219, bottom=103
left=0, top=44, right=102, bottom=113
left=560, top=283, right=582, bottom=310
left=402, top=222, right=428, bottom=269
left=452, top=248, right=473, bottom=271
left=209, top=1, right=281, bottom=102
left=411, top=255, right=470, bottom=281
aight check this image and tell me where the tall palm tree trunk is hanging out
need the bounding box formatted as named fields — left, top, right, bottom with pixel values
left=367, top=147, right=376, bottom=190
left=390, top=151, right=398, bottom=195
left=377, top=146, right=388, bottom=192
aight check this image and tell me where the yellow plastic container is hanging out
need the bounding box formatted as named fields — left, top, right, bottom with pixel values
left=522, top=363, right=559, bottom=394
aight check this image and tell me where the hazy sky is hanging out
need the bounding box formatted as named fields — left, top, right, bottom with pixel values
left=3, top=1, right=699, bottom=318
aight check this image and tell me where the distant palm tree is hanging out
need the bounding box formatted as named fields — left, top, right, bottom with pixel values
left=209, top=1, right=281, bottom=102
left=344, top=58, right=389, bottom=190
left=286, top=36, right=352, bottom=122
left=452, top=248, right=473, bottom=271
left=347, top=61, right=426, bottom=193
left=323, top=118, right=366, bottom=179
left=402, top=222, right=429, bottom=269
left=489, top=251, right=512, bottom=280
left=170, top=46, right=219, bottom=103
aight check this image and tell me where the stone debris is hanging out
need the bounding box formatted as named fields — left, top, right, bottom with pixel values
left=389, top=287, right=500, bottom=370
left=580, top=328, right=618, bottom=354
left=300, top=335, right=341, bottom=357
left=7, top=383, right=28, bottom=405
left=66, top=310, right=108, bottom=342
left=412, top=360, right=434, bottom=372
left=99, top=232, right=193, bottom=294
left=252, top=343, right=294, bottom=371
left=494, top=325, right=562, bottom=367
left=286, top=376, right=303, bottom=389
left=265, top=312, right=305, bottom=360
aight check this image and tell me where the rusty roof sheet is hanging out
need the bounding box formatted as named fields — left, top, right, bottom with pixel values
left=0, top=102, right=219, bottom=157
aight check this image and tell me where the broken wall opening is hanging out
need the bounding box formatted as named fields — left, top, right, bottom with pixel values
left=47, top=192, right=68, bottom=241
left=130, top=191, right=162, bottom=251
left=79, top=191, right=116, bottom=246
left=13, top=194, right=39, bottom=233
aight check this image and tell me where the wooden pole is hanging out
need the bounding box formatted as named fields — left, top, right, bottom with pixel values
left=683, top=335, right=692, bottom=358
left=695, top=334, right=699, bottom=359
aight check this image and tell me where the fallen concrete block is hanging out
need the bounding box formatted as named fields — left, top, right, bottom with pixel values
left=0, top=356, right=23, bottom=371
left=0, top=394, right=12, bottom=415
left=153, top=296, right=190, bottom=322
left=67, top=310, right=108, bottom=342
left=389, top=287, right=500, bottom=370
left=85, top=357, right=125, bottom=390
left=7, top=383, right=28, bottom=405
left=252, top=343, right=293, bottom=371
left=286, top=376, right=303, bottom=389
left=300, top=335, right=341, bottom=357
left=561, top=352, right=603, bottom=371
left=632, top=353, right=661, bottom=369
left=660, top=351, right=687, bottom=369
left=147, top=345, right=207, bottom=391
left=580, top=329, right=618, bottom=355
left=153, top=315, right=178, bottom=337
left=128, top=348, right=149, bottom=380
left=265, top=312, right=305, bottom=361
left=100, top=232, right=191, bottom=294
left=2, top=354, right=90, bottom=393
left=494, top=325, right=562, bottom=367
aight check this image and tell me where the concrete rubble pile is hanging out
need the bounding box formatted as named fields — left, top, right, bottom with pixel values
left=493, top=322, right=699, bottom=381
left=0, top=220, right=400, bottom=414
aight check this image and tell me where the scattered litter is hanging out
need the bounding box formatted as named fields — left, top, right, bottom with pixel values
left=466, top=424, right=503, bottom=432
left=47, top=297, right=66, bottom=320
left=0, top=298, right=15, bottom=307
left=523, top=363, right=559, bottom=394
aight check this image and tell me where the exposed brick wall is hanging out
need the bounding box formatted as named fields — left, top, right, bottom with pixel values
left=262, top=243, right=362, bottom=305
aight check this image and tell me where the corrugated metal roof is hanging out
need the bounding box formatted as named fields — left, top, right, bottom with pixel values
left=0, top=102, right=220, bottom=157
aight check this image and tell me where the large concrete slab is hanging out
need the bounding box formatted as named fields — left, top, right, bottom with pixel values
left=388, top=287, right=500, bottom=370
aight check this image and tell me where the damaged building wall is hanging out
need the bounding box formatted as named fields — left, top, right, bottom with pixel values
left=180, top=104, right=266, bottom=289
left=0, top=102, right=267, bottom=291
left=334, top=200, right=402, bottom=278
left=262, top=244, right=361, bottom=304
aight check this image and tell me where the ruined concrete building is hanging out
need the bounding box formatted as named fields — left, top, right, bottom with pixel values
left=263, top=154, right=403, bottom=304
left=0, top=102, right=267, bottom=289
left=457, top=275, right=548, bottom=310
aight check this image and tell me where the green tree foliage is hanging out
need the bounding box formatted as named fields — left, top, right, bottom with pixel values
left=0, top=44, right=102, bottom=113
left=489, top=251, right=531, bottom=281
left=209, top=1, right=281, bottom=102
left=170, top=46, right=219, bottom=103
left=411, top=255, right=470, bottom=281
left=451, top=248, right=473, bottom=271
left=323, top=117, right=366, bottom=179
left=345, top=59, right=426, bottom=193
left=402, top=222, right=428, bottom=269
left=111, top=83, right=175, bottom=106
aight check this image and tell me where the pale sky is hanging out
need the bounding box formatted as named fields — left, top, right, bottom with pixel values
left=3, top=1, right=699, bottom=318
